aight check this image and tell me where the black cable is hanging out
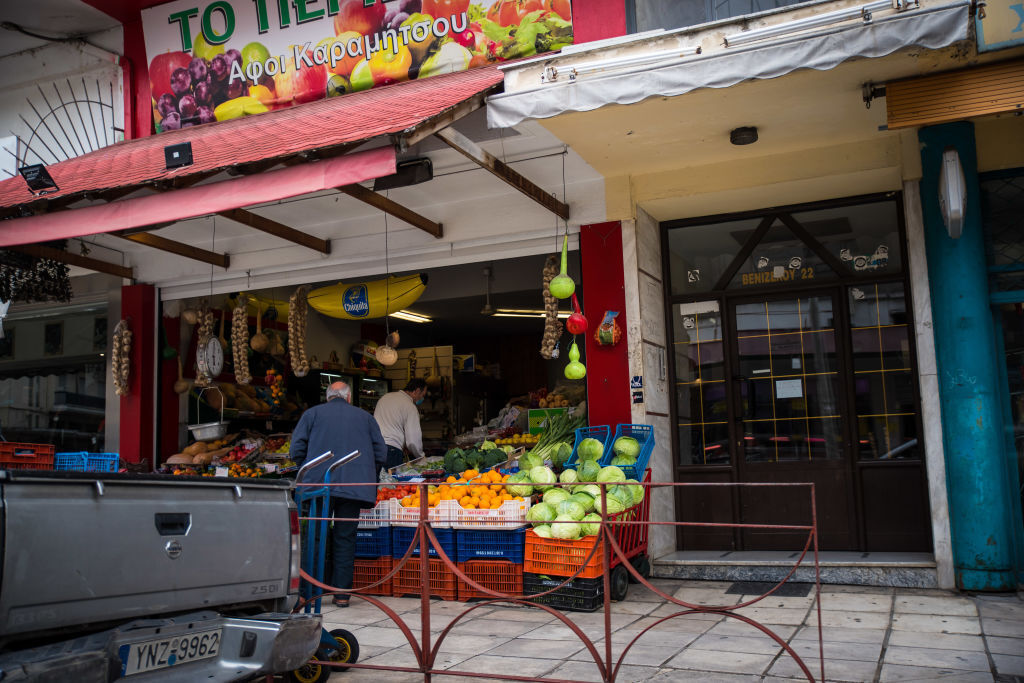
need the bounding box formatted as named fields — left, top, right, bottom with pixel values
left=1, top=21, right=83, bottom=44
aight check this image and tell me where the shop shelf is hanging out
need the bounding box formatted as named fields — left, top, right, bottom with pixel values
left=54, top=452, right=119, bottom=473
left=353, top=556, right=392, bottom=597
left=563, top=425, right=611, bottom=471
left=455, top=527, right=526, bottom=564
left=392, top=526, right=457, bottom=560
left=0, top=442, right=55, bottom=471
left=392, top=557, right=458, bottom=601
left=358, top=499, right=395, bottom=528
left=355, top=526, right=392, bottom=558
left=451, top=497, right=530, bottom=530
left=392, top=498, right=457, bottom=528
left=598, top=424, right=654, bottom=481
left=456, top=560, right=523, bottom=601
left=523, top=573, right=603, bottom=613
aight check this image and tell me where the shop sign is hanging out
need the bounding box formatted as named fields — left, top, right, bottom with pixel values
left=141, top=0, right=573, bottom=133
left=740, top=266, right=816, bottom=286
left=976, top=0, right=1024, bottom=52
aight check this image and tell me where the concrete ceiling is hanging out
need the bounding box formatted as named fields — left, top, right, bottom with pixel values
left=0, top=0, right=120, bottom=57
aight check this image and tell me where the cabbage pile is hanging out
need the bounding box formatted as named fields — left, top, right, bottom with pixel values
left=524, top=463, right=641, bottom=540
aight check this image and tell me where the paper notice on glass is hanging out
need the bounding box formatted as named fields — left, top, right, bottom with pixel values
left=775, top=379, right=803, bottom=399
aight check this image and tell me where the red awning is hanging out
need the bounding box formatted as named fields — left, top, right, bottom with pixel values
left=0, top=65, right=504, bottom=214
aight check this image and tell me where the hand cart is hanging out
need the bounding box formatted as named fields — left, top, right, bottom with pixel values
left=287, top=450, right=361, bottom=683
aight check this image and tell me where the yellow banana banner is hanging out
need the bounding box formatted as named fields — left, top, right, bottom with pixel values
left=242, top=274, right=428, bottom=321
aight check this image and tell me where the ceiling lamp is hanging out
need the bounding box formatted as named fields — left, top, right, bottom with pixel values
left=389, top=310, right=431, bottom=323
left=494, top=309, right=570, bottom=318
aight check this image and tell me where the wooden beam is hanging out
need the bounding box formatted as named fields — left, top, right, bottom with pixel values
left=118, top=232, right=230, bottom=268
left=5, top=243, right=133, bottom=279
left=434, top=127, right=570, bottom=221
left=337, top=183, right=443, bottom=238
left=394, top=90, right=493, bottom=150
left=217, top=208, right=331, bottom=254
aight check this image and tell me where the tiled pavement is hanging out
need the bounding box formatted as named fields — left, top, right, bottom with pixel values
left=319, top=579, right=1024, bottom=682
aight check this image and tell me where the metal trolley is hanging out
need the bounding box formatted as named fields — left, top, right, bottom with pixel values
left=288, top=450, right=362, bottom=683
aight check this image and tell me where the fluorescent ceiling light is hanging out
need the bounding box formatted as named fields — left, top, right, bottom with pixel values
left=389, top=310, right=432, bottom=323
left=495, top=309, right=570, bottom=318
left=724, top=0, right=908, bottom=47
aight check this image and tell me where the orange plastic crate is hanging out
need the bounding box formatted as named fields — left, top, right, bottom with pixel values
left=456, top=560, right=523, bottom=601
left=353, top=556, right=392, bottom=597
left=0, top=442, right=55, bottom=471
left=524, top=529, right=606, bottom=579
left=392, top=557, right=458, bottom=601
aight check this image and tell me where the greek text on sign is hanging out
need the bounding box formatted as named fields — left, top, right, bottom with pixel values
left=141, top=0, right=573, bottom=132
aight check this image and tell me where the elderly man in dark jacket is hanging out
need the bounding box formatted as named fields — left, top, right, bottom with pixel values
left=290, top=381, right=387, bottom=606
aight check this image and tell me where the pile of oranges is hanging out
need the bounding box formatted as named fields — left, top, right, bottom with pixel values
left=398, top=468, right=525, bottom=511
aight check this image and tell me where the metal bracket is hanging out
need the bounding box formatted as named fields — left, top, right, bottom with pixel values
left=862, top=83, right=887, bottom=109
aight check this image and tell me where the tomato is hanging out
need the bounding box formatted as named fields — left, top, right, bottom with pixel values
left=422, top=0, right=471, bottom=18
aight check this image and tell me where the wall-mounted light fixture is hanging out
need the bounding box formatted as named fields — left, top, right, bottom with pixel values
left=724, top=0, right=917, bottom=47
left=493, top=309, right=570, bottom=319
left=389, top=310, right=431, bottom=323
left=938, top=146, right=966, bottom=239
left=18, top=164, right=59, bottom=195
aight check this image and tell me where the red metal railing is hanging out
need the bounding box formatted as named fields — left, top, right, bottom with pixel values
left=295, top=479, right=825, bottom=682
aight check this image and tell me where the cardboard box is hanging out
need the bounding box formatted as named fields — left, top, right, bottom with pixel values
left=528, top=408, right=567, bottom=434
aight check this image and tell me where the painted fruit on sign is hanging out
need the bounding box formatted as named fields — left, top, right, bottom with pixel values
left=334, top=0, right=387, bottom=36
left=149, top=51, right=191, bottom=101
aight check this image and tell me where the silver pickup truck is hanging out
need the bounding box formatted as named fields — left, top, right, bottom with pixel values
left=0, top=469, right=321, bottom=682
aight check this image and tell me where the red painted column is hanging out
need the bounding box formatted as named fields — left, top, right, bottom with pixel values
left=123, top=16, right=152, bottom=140
left=572, top=0, right=628, bottom=43
left=120, top=284, right=157, bottom=465
left=580, top=222, right=631, bottom=427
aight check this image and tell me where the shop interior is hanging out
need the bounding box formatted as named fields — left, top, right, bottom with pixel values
left=170, top=251, right=587, bottom=468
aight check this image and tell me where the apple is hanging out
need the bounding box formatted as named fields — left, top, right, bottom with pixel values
left=334, top=0, right=386, bottom=35
left=149, top=51, right=191, bottom=101
left=192, top=32, right=224, bottom=61
left=318, top=32, right=362, bottom=78
left=348, top=58, right=374, bottom=92
left=241, top=42, right=271, bottom=79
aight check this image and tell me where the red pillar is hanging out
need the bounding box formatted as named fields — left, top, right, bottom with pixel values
left=580, top=222, right=631, bottom=427
left=119, top=284, right=157, bottom=465
left=572, top=0, right=628, bottom=43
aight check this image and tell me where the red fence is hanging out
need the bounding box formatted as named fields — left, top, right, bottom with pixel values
left=294, top=479, right=825, bottom=682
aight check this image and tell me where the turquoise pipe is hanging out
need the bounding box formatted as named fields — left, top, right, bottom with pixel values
left=919, top=122, right=1017, bottom=590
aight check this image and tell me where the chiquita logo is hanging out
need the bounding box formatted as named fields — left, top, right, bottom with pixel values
left=343, top=285, right=370, bottom=317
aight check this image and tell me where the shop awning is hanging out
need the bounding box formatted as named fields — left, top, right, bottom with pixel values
left=0, top=64, right=505, bottom=224
left=486, top=1, right=969, bottom=128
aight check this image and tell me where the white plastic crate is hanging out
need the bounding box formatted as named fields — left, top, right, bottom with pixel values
left=392, top=498, right=457, bottom=528
left=358, top=499, right=396, bottom=529
left=451, top=498, right=531, bottom=530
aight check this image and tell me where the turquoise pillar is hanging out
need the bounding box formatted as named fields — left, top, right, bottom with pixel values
left=920, top=122, right=1017, bottom=590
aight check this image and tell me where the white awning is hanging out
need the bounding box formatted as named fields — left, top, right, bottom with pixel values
left=487, top=1, right=969, bottom=128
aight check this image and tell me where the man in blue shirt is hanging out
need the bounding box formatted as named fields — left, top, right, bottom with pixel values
left=290, top=381, right=387, bottom=607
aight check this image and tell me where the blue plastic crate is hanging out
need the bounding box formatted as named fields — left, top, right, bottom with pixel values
left=54, top=452, right=119, bottom=473
left=392, top=526, right=457, bottom=559
left=456, top=527, right=526, bottom=564
left=563, top=425, right=611, bottom=471
left=356, top=526, right=392, bottom=558
left=599, top=424, right=654, bottom=481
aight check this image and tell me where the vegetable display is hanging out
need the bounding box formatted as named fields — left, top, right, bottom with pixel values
left=288, top=286, right=311, bottom=377
left=232, top=295, right=252, bottom=385
left=111, top=320, right=132, bottom=397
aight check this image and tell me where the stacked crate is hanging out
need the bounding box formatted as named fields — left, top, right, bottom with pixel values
left=353, top=501, right=394, bottom=596
left=391, top=526, right=459, bottom=600
left=454, top=527, right=525, bottom=600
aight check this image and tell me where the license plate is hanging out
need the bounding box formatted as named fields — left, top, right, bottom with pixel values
left=119, top=628, right=222, bottom=676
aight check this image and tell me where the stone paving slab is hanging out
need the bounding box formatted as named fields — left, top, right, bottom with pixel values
left=890, top=613, right=982, bottom=634
left=883, top=645, right=991, bottom=671
left=983, top=617, right=1024, bottom=638
left=546, top=660, right=664, bottom=683
left=986, top=634, right=1024, bottom=655
left=894, top=595, right=978, bottom=616
left=792, top=625, right=888, bottom=644
left=687, top=632, right=786, bottom=656
left=817, top=592, right=894, bottom=613
left=879, top=663, right=996, bottom=681
left=768, top=655, right=877, bottom=681
left=807, top=609, right=891, bottom=630
left=992, top=653, right=1024, bottom=676
left=665, top=647, right=775, bottom=675
left=886, top=629, right=986, bottom=650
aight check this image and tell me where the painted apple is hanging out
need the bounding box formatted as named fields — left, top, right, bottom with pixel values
left=318, top=32, right=362, bottom=78
left=334, top=0, right=386, bottom=36
left=149, top=51, right=191, bottom=101
left=192, top=32, right=224, bottom=61
left=291, top=59, right=327, bottom=104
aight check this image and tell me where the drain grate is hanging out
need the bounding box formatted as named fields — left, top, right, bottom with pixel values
left=724, top=581, right=812, bottom=597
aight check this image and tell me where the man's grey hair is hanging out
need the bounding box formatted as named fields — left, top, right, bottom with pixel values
left=326, top=382, right=351, bottom=402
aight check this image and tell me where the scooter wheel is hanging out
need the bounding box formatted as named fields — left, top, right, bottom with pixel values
left=286, top=628, right=359, bottom=682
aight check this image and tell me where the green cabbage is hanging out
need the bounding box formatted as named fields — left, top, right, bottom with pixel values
left=577, top=438, right=605, bottom=461
left=612, top=436, right=640, bottom=458
left=542, top=488, right=571, bottom=506
left=609, top=485, right=635, bottom=509
left=559, top=468, right=578, bottom=485
left=552, top=442, right=574, bottom=468
left=570, top=492, right=595, bottom=513
left=602, top=495, right=627, bottom=515
left=556, top=500, right=586, bottom=521
left=505, top=470, right=533, bottom=498
left=578, top=459, right=601, bottom=482
left=519, top=452, right=543, bottom=472
left=573, top=484, right=602, bottom=499
left=597, top=465, right=627, bottom=483
left=529, top=466, right=557, bottom=487
left=551, top=514, right=582, bottom=540
left=624, top=478, right=645, bottom=505
left=580, top=513, right=602, bottom=536
left=526, top=502, right=556, bottom=526
left=533, top=524, right=553, bottom=538
left=610, top=454, right=637, bottom=468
